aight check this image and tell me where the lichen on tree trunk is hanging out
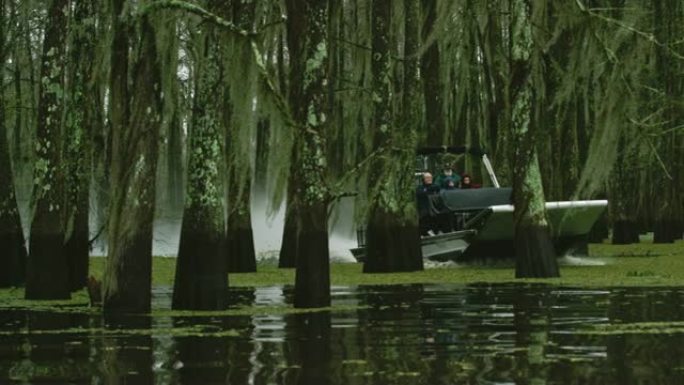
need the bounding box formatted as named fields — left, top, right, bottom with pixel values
left=26, top=0, right=70, bottom=300
left=64, top=0, right=97, bottom=292
left=284, top=0, right=333, bottom=308
left=172, top=13, right=228, bottom=310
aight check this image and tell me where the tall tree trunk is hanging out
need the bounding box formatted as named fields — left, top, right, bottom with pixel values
left=652, top=0, right=683, bottom=244
left=364, top=0, right=423, bottom=273
left=421, top=0, right=444, bottom=146
left=285, top=0, right=332, bottom=308
left=172, top=18, right=227, bottom=310
left=511, top=0, right=559, bottom=278
left=25, top=0, right=70, bottom=300
left=103, top=0, right=162, bottom=312
left=0, top=0, right=27, bottom=286
left=64, top=0, right=97, bottom=292
left=226, top=0, right=257, bottom=273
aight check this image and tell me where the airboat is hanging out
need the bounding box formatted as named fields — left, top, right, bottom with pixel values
left=351, top=146, right=608, bottom=262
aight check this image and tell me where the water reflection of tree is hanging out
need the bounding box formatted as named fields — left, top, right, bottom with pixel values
left=171, top=288, right=255, bottom=384
left=100, top=314, right=153, bottom=384
left=282, top=312, right=333, bottom=385
left=172, top=316, right=229, bottom=384
left=355, top=284, right=427, bottom=384
left=513, top=286, right=553, bottom=385
left=7, top=311, right=93, bottom=383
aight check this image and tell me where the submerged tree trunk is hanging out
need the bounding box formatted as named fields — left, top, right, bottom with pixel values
left=226, top=184, right=256, bottom=273
left=103, top=0, right=162, bottom=313
left=511, top=0, right=559, bottom=278
left=364, top=0, right=423, bottom=273
left=284, top=0, right=332, bottom=308
left=26, top=0, right=70, bottom=300
left=64, top=0, right=97, bottom=292
left=172, top=18, right=228, bottom=310
left=0, top=8, right=26, bottom=287
left=225, top=0, right=257, bottom=274
left=0, top=0, right=26, bottom=288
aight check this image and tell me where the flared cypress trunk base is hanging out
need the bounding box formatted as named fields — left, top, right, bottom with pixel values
left=0, top=230, right=27, bottom=287
left=65, top=228, right=89, bottom=291
left=103, top=234, right=152, bottom=313
left=227, top=227, right=256, bottom=273
left=363, top=211, right=422, bottom=273
left=515, top=225, right=559, bottom=278
left=279, top=212, right=298, bottom=268
left=173, top=229, right=227, bottom=310
left=26, top=232, right=69, bottom=299
left=294, top=206, right=330, bottom=309
left=653, top=220, right=679, bottom=244
left=611, top=220, right=640, bottom=244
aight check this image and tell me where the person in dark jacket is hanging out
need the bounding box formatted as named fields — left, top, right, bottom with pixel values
left=416, top=172, right=440, bottom=235
left=435, top=165, right=461, bottom=190
left=416, top=172, right=440, bottom=194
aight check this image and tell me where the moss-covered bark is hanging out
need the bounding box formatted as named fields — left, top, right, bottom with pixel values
left=284, top=0, right=332, bottom=309
left=511, top=0, right=559, bottom=278
left=25, top=0, right=70, bottom=300
left=172, top=19, right=228, bottom=310
left=64, top=0, right=97, bottom=292
left=103, top=0, right=163, bottom=313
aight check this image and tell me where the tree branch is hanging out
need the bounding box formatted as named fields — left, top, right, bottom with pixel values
left=138, top=0, right=255, bottom=37
left=575, top=0, right=684, bottom=61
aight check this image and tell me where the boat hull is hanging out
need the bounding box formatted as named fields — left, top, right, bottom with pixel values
left=462, top=200, right=607, bottom=259
left=351, top=230, right=476, bottom=263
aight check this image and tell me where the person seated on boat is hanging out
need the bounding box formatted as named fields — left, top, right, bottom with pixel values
left=416, top=172, right=441, bottom=194
left=416, top=172, right=440, bottom=235
left=436, top=165, right=461, bottom=190
left=460, top=174, right=481, bottom=189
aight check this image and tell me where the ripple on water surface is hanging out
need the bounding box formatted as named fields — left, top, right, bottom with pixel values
left=2, top=284, right=684, bottom=384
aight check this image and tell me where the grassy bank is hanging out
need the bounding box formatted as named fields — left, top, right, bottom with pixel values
left=84, top=240, right=684, bottom=288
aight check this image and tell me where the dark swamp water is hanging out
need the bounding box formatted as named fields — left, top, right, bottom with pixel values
left=2, top=284, right=684, bottom=384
